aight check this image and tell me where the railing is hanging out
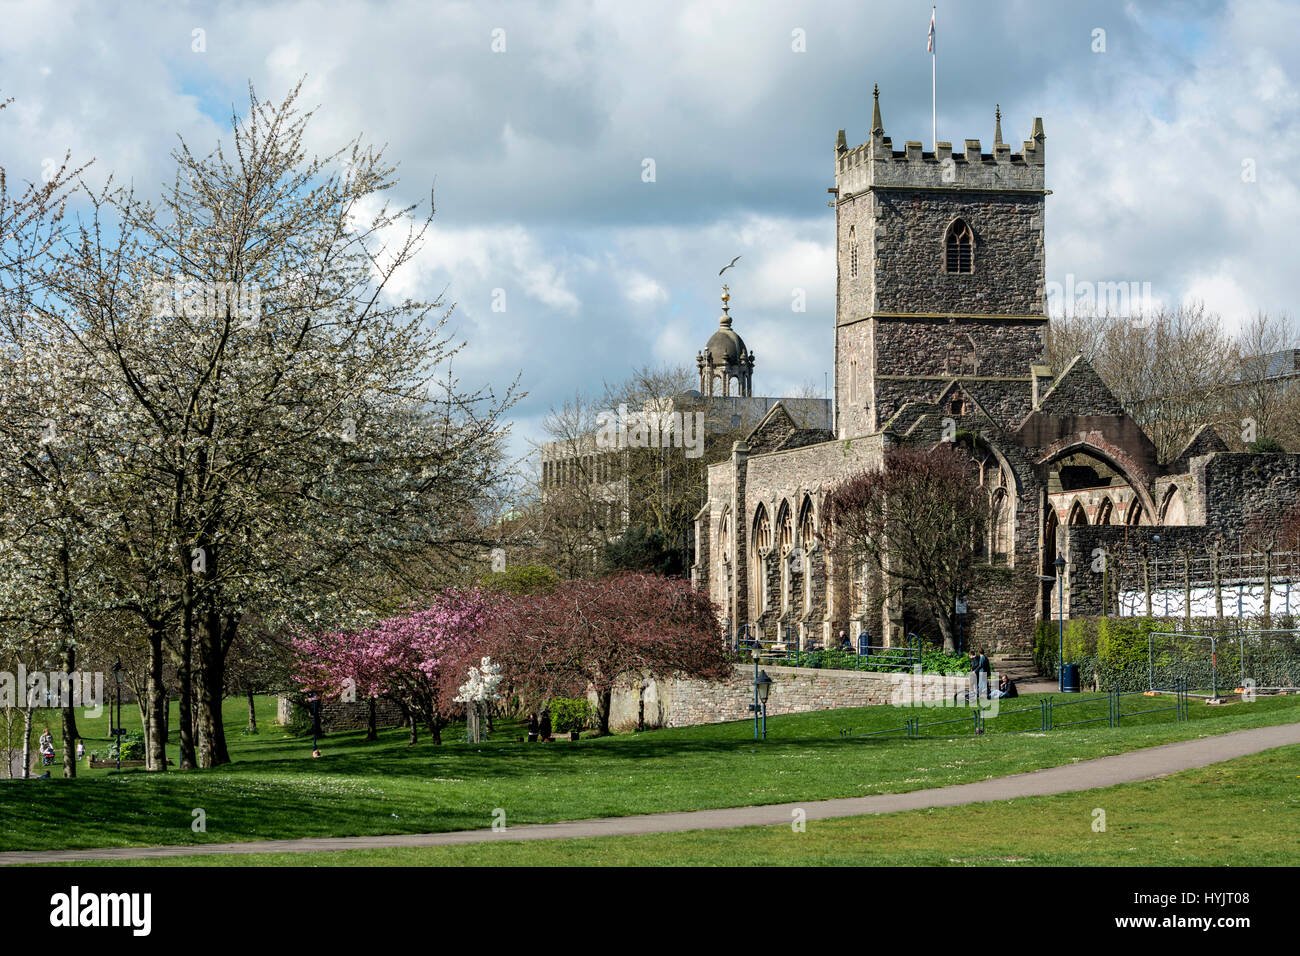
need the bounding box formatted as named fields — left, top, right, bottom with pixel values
left=731, top=626, right=922, bottom=673
left=839, top=681, right=1188, bottom=740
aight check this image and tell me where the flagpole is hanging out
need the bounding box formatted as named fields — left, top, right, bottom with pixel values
left=931, top=6, right=937, bottom=151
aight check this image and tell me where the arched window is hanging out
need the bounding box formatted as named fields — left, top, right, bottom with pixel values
left=990, top=487, right=1010, bottom=561
left=752, top=505, right=771, bottom=611
left=719, top=508, right=731, bottom=564
left=1126, top=499, right=1145, bottom=526
left=848, top=226, right=858, bottom=279
left=753, top=505, right=771, bottom=552
left=776, top=502, right=793, bottom=554
left=945, top=219, right=974, bottom=274
left=1096, top=497, right=1114, bottom=526
left=798, top=496, right=816, bottom=547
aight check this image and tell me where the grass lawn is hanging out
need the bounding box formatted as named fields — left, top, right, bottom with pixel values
left=82, top=743, right=1299, bottom=867
left=2, top=690, right=1298, bottom=854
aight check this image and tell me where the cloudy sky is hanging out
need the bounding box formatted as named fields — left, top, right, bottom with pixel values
left=2, top=0, right=1296, bottom=460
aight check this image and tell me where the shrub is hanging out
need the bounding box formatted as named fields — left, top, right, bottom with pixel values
left=285, top=697, right=316, bottom=737
left=110, top=731, right=145, bottom=762
left=549, top=697, right=593, bottom=733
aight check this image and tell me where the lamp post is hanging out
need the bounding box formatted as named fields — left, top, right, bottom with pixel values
left=1054, top=555, right=1067, bottom=692
left=111, top=659, right=123, bottom=772
left=751, top=668, right=772, bottom=740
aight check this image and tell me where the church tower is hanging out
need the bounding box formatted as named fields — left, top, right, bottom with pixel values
left=832, top=87, right=1048, bottom=437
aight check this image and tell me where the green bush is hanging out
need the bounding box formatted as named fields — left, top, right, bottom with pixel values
left=110, top=731, right=145, bottom=762
left=285, top=697, right=315, bottom=737
left=918, top=650, right=971, bottom=675
left=481, top=564, right=559, bottom=595
left=549, top=697, right=592, bottom=734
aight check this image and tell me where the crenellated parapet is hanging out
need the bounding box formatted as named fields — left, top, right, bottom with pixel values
left=835, top=88, right=1045, bottom=196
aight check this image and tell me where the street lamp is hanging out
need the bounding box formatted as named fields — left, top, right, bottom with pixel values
left=1054, top=555, right=1067, bottom=692
left=111, top=659, right=123, bottom=772
left=750, top=668, right=773, bottom=740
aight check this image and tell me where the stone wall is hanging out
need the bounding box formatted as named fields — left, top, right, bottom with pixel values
left=603, top=664, right=916, bottom=730
left=275, top=694, right=406, bottom=734
left=870, top=191, right=1045, bottom=318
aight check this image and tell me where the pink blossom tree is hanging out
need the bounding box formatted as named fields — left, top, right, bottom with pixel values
left=295, top=588, right=497, bottom=746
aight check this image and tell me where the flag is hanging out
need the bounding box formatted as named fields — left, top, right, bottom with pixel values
left=928, top=8, right=935, bottom=52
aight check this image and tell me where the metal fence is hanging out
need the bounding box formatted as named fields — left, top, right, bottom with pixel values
left=730, top=625, right=921, bottom=673
left=841, top=681, right=1188, bottom=740
left=1148, top=628, right=1300, bottom=696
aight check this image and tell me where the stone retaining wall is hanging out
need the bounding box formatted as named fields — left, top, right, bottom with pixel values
left=605, top=664, right=928, bottom=730
left=275, top=694, right=406, bottom=734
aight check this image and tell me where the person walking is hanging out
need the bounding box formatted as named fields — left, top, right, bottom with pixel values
left=976, top=649, right=991, bottom=699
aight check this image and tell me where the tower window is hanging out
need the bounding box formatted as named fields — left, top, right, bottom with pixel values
left=945, top=219, right=974, bottom=274
left=848, top=226, right=858, bottom=279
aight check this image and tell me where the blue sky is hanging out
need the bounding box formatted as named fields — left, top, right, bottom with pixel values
left=2, top=0, right=1296, bottom=463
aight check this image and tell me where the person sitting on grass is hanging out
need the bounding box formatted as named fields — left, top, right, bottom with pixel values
left=995, top=673, right=1019, bottom=699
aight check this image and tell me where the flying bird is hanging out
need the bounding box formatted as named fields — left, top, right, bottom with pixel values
left=718, top=256, right=742, bottom=276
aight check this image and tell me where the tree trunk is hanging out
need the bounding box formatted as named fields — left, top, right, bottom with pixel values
left=146, top=629, right=168, bottom=772
left=365, top=697, right=377, bottom=741
left=20, top=707, right=33, bottom=779
left=596, top=689, right=612, bottom=736
left=176, top=615, right=197, bottom=770
left=195, top=608, right=231, bottom=768
left=935, top=612, right=957, bottom=653
left=60, top=645, right=78, bottom=778
left=246, top=689, right=257, bottom=732
left=398, top=704, right=417, bottom=745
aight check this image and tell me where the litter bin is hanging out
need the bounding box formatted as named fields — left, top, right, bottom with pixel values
left=1061, top=663, right=1081, bottom=693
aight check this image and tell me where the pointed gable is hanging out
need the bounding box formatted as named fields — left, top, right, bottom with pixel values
left=1035, top=353, right=1125, bottom=417
left=744, top=402, right=800, bottom=454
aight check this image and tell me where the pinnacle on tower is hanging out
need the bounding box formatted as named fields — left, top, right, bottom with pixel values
left=836, top=128, right=847, bottom=152
left=871, top=83, right=883, bottom=135
left=719, top=284, right=732, bottom=328
left=994, top=104, right=1003, bottom=145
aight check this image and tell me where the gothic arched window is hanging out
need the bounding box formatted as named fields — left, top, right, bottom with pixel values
left=798, top=496, right=816, bottom=548
left=777, top=502, right=793, bottom=554
left=848, top=226, right=859, bottom=279
left=753, top=505, right=771, bottom=552
left=945, top=219, right=974, bottom=274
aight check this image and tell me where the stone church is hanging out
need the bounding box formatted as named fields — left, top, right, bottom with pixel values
left=692, top=88, right=1300, bottom=652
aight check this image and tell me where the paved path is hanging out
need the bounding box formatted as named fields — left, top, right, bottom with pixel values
left=4, top=721, right=1298, bottom=865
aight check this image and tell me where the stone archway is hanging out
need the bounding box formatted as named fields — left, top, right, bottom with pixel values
left=1037, top=439, right=1157, bottom=619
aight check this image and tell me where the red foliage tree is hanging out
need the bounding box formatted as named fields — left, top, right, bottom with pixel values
left=826, top=444, right=988, bottom=651
left=489, top=572, right=729, bottom=735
